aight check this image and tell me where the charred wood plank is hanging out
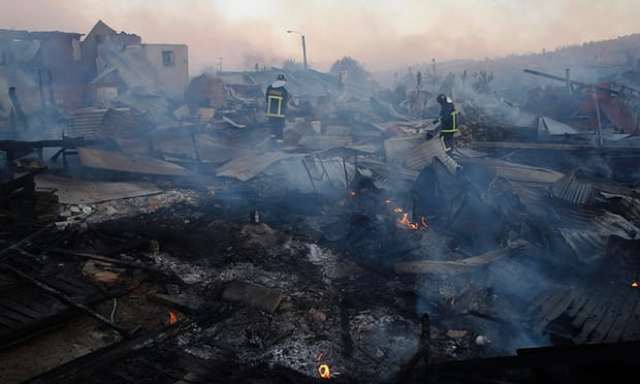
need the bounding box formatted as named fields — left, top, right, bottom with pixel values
left=0, top=224, right=54, bottom=263
left=25, top=304, right=235, bottom=384
left=0, top=262, right=133, bottom=336
left=24, top=322, right=194, bottom=384
left=39, top=247, right=180, bottom=280
left=394, top=240, right=527, bottom=275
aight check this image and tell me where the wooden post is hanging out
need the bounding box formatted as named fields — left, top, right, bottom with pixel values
left=592, top=87, right=604, bottom=147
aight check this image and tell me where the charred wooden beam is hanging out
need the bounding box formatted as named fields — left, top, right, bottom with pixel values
left=0, top=261, right=134, bottom=336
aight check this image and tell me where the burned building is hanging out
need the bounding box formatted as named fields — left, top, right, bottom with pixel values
left=0, top=28, right=86, bottom=130
left=85, top=20, right=188, bottom=103
left=1, top=13, right=640, bottom=384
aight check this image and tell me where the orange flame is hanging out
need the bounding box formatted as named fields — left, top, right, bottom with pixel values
left=318, top=364, right=331, bottom=380
left=399, top=213, right=429, bottom=230
left=168, top=310, right=178, bottom=326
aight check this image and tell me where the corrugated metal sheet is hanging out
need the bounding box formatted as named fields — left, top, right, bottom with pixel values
left=551, top=174, right=593, bottom=205
left=601, top=194, right=640, bottom=227
left=66, top=108, right=108, bottom=139
left=557, top=210, right=640, bottom=263
left=384, top=135, right=459, bottom=175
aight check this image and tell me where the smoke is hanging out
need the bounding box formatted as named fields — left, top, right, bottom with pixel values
left=1, top=0, right=639, bottom=74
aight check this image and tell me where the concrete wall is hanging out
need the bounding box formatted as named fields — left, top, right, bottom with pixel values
left=141, top=44, right=188, bottom=99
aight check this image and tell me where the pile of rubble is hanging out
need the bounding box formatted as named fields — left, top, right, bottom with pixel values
left=2, top=20, right=640, bottom=384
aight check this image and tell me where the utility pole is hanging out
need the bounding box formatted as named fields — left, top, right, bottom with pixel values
left=287, top=30, right=308, bottom=70
left=301, top=34, right=308, bottom=70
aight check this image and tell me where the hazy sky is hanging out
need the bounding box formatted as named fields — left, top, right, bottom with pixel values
left=1, top=0, right=639, bottom=73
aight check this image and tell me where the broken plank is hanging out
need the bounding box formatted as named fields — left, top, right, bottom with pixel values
left=1, top=262, right=132, bottom=336
left=394, top=240, right=527, bottom=275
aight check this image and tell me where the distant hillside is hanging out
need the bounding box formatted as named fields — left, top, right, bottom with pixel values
left=375, top=33, right=640, bottom=99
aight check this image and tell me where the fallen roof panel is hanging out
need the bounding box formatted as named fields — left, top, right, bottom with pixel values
left=77, top=147, right=190, bottom=177
left=216, top=151, right=302, bottom=181
left=35, top=174, right=162, bottom=204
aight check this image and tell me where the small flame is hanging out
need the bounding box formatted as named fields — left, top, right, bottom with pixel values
left=632, top=281, right=639, bottom=289
left=350, top=191, right=357, bottom=197
left=318, top=364, right=331, bottom=380
left=168, top=310, right=178, bottom=326
left=393, top=207, right=403, bottom=213
left=398, top=213, right=429, bottom=230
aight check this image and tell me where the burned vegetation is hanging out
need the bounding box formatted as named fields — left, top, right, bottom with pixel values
left=1, top=20, right=640, bottom=384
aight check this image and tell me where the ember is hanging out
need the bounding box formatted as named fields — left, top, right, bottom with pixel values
left=167, top=311, right=178, bottom=326
left=318, top=363, right=331, bottom=380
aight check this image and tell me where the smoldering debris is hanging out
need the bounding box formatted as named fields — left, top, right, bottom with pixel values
left=1, top=20, right=640, bottom=384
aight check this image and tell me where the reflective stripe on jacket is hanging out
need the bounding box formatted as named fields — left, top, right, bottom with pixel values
left=441, top=111, right=459, bottom=133
left=265, top=86, right=288, bottom=118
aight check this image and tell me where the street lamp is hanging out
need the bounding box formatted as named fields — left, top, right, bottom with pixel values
left=286, top=30, right=308, bottom=70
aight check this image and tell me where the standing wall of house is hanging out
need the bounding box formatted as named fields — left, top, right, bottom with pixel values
left=142, top=44, right=188, bottom=100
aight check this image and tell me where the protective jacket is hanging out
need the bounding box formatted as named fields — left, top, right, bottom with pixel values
left=265, top=85, right=289, bottom=118
left=439, top=100, right=458, bottom=133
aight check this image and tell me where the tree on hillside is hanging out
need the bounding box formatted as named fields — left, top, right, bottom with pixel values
left=330, top=56, right=371, bottom=84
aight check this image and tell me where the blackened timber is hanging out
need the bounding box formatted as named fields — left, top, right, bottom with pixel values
left=0, top=262, right=133, bottom=336
left=40, top=247, right=179, bottom=279
left=0, top=224, right=54, bottom=263
left=24, top=303, right=235, bottom=384
left=395, top=314, right=430, bottom=384
left=24, top=321, right=196, bottom=384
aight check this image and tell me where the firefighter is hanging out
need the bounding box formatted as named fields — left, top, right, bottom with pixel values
left=265, top=74, right=290, bottom=141
left=435, top=94, right=458, bottom=151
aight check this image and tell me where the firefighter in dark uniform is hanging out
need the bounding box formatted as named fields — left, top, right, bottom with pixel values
left=265, top=74, right=290, bottom=141
left=435, top=94, right=458, bottom=151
